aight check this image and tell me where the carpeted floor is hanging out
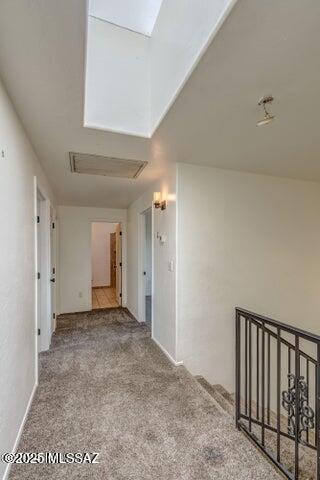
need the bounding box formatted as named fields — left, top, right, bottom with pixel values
left=9, top=309, right=281, bottom=479
left=145, top=295, right=152, bottom=328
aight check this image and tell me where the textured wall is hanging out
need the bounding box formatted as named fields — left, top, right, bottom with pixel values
left=0, top=78, right=55, bottom=479
left=127, top=163, right=177, bottom=362
left=176, top=163, right=320, bottom=392
left=58, top=206, right=127, bottom=313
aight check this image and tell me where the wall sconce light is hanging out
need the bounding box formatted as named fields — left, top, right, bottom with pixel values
left=154, top=192, right=167, bottom=210
left=160, top=198, right=167, bottom=210
left=153, top=192, right=161, bottom=209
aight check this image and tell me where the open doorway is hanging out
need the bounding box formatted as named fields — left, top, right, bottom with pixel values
left=91, top=222, right=122, bottom=309
left=142, top=208, right=152, bottom=328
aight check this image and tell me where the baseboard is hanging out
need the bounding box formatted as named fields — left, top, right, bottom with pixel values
left=123, top=307, right=139, bottom=323
left=125, top=306, right=145, bottom=324
left=2, top=382, right=37, bottom=480
left=152, top=336, right=183, bottom=367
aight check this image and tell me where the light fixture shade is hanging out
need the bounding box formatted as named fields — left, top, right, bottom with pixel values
left=153, top=192, right=161, bottom=208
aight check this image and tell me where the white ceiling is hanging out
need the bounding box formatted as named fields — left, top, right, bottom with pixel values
left=88, top=0, right=163, bottom=36
left=0, top=0, right=320, bottom=208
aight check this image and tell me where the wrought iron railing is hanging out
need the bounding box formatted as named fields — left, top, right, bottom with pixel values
left=235, top=308, right=320, bottom=479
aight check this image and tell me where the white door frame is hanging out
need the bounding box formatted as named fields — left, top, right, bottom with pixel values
left=89, top=220, right=123, bottom=310
left=50, top=206, right=58, bottom=331
left=34, top=178, right=53, bottom=364
left=138, top=206, right=153, bottom=330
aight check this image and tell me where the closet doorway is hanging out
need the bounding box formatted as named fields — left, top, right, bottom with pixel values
left=91, top=222, right=122, bottom=309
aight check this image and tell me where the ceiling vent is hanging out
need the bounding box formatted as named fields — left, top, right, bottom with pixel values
left=69, top=152, right=147, bottom=179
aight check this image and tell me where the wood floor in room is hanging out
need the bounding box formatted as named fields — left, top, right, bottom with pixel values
left=92, top=287, right=119, bottom=309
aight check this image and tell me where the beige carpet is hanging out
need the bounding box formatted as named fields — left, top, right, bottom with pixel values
left=9, top=309, right=281, bottom=479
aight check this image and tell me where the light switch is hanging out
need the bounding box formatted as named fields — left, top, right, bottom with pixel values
left=159, top=234, right=166, bottom=244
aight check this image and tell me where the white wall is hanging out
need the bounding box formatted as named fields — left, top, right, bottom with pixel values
left=84, top=1, right=237, bottom=137
left=150, top=0, right=236, bottom=132
left=91, top=222, right=117, bottom=287
left=176, top=163, right=320, bottom=392
left=89, top=0, right=163, bottom=36
left=84, top=17, right=149, bottom=136
left=127, top=163, right=178, bottom=362
left=0, top=78, right=55, bottom=479
left=58, top=206, right=127, bottom=313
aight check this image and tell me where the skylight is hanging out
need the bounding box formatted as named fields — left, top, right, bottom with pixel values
left=85, top=0, right=238, bottom=137
left=88, top=0, right=163, bottom=36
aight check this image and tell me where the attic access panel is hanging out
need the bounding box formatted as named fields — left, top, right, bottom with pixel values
left=69, top=152, right=147, bottom=179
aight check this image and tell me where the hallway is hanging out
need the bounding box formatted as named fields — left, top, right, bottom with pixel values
left=9, top=310, right=280, bottom=480
left=2, top=2, right=320, bottom=479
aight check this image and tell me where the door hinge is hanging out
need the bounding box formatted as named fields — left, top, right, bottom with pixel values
left=52, top=267, right=55, bottom=274
left=120, top=293, right=122, bottom=298
left=119, top=262, right=122, bottom=267
left=37, top=216, right=40, bottom=224
left=53, top=313, right=56, bottom=320
left=120, top=231, right=122, bottom=236
left=37, top=272, right=41, bottom=280
left=52, top=222, right=55, bottom=229
left=38, top=328, right=41, bottom=336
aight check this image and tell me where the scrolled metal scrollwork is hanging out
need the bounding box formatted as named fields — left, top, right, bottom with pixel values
left=282, top=373, right=315, bottom=444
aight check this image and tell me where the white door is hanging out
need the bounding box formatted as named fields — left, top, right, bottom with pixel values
left=143, top=209, right=152, bottom=326
left=144, top=209, right=152, bottom=297
left=36, top=189, right=52, bottom=351
left=50, top=208, right=56, bottom=331
left=115, top=224, right=122, bottom=305
left=36, top=193, right=42, bottom=352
